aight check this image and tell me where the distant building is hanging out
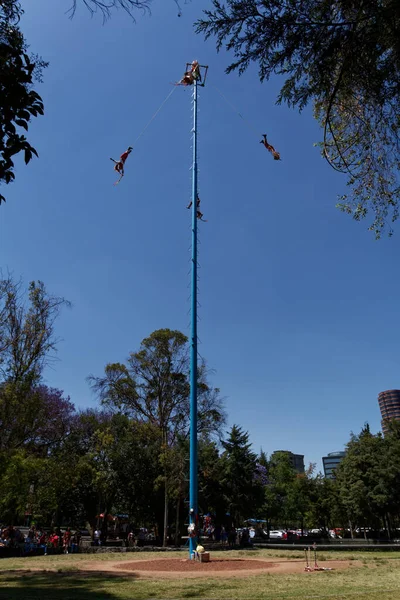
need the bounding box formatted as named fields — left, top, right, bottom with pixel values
left=378, top=390, right=400, bottom=435
left=271, top=451, right=305, bottom=474
left=322, top=452, right=346, bottom=479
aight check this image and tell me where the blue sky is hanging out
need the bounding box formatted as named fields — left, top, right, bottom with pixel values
left=3, top=0, right=399, bottom=470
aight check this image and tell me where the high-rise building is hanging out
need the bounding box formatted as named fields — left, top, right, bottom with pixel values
left=322, top=451, right=346, bottom=479
left=271, top=450, right=305, bottom=474
left=378, top=390, right=400, bottom=434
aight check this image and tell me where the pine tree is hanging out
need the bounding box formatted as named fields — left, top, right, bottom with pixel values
left=221, top=425, right=263, bottom=524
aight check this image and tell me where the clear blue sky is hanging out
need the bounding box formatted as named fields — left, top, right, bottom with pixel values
left=3, top=0, right=399, bottom=471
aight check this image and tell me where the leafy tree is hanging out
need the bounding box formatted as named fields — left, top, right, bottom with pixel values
left=89, top=328, right=225, bottom=545
left=307, top=475, right=346, bottom=535
left=258, top=448, right=268, bottom=470
left=0, top=385, right=75, bottom=524
left=0, top=277, right=70, bottom=383
left=0, top=1, right=46, bottom=203
left=0, top=450, right=44, bottom=524
left=196, top=1, right=400, bottom=238
left=336, top=425, right=392, bottom=535
left=64, top=411, right=162, bottom=530
left=108, top=418, right=162, bottom=527
left=289, top=468, right=315, bottom=533
left=68, top=0, right=184, bottom=21
left=264, top=451, right=297, bottom=529
left=0, top=384, right=74, bottom=452
left=198, top=438, right=226, bottom=521
left=21, top=410, right=162, bottom=530
left=220, top=425, right=263, bottom=524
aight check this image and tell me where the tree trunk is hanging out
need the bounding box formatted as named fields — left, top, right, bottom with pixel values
left=163, top=483, right=168, bottom=547
left=175, top=496, right=180, bottom=546
left=385, top=514, right=391, bottom=540
left=349, top=519, right=354, bottom=539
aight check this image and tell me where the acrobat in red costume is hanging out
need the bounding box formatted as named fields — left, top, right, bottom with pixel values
left=260, top=134, right=281, bottom=161
left=110, top=146, right=133, bottom=184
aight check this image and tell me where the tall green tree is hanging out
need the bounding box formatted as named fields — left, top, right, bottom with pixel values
left=220, top=425, right=263, bottom=524
left=264, top=451, right=297, bottom=529
left=336, top=425, right=392, bottom=535
left=89, top=328, right=225, bottom=545
left=196, top=1, right=400, bottom=238
left=198, top=438, right=226, bottom=521
left=307, top=475, right=346, bottom=535
left=0, top=386, right=75, bottom=525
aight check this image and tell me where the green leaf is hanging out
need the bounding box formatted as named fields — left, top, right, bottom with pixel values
left=15, top=120, right=28, bottom=131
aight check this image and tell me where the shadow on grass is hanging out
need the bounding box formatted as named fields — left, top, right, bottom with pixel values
left=0, top=571, right=138, bottom=600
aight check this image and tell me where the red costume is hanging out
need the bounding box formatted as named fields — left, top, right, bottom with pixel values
left=260, top=134, right=281, bottom=160
left=110, top=146, right=133, bottom=184
left=120, top=150, right=130, bottom=163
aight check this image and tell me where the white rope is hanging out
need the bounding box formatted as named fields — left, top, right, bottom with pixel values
left=211, top=83, right=260, bottom=137
left=133, top=86, right=176, bottom=145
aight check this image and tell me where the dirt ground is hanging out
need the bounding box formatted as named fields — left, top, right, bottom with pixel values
left=80, top=557, right=356, bottom=579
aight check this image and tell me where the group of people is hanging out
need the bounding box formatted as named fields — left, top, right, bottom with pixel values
left=0, top=525, right=81, bottom=555
left=110, top=60, right=281, bottom=194
left=202, top=523, right=255, bottom=548
left=92, top=525, right=155, bottom=547
left=0, top=525, right=24, bottom=547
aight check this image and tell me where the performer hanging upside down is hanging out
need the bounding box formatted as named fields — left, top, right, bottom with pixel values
left=110, top=146, right=133, bottom=183
left=260, top=134, right=281, bottom=160
left=187, top=196, right=207, bottom=221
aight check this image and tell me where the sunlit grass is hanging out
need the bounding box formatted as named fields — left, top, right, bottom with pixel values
left=0, top=549, right=400, bottom=599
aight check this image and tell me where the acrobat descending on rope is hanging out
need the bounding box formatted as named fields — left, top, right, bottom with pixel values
left=187, top=196, right=207, bottom=222
left=110, top=146, right=133, bottom=184
left=260, top=134, right=281, bottom=161
left=178, top=60, right=202, bottom=86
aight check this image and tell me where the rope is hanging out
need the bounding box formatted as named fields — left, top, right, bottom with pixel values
left=133, top=86, right=176, bottom=145
left=210, top=83, right=260, bottom=137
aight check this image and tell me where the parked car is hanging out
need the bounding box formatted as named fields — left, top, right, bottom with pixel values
left=264, top=530, right=287, bottom=539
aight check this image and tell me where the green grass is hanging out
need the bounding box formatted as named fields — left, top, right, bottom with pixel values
left=1, top=549, right=400, bottom=599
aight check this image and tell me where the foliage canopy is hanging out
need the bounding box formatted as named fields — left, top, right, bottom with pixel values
left=196, top=0, right=400, bottom=238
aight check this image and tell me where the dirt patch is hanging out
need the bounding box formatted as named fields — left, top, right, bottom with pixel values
left=117, top=558, right=275, bottom=573
left=0, top=557, right=357, bottom=580
left=108, top=557, right=356, bottom=578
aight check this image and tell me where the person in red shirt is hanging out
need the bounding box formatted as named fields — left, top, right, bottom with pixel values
left=110, top=146, right=133, bottom=181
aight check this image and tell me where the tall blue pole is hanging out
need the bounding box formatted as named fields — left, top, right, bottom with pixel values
left=189, top=78, right=198, bottom=559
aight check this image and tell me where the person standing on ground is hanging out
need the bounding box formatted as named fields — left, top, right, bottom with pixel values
left=63, top=527, right=72, bottom=554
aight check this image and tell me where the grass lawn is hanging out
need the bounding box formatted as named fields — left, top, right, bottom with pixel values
left=0, top=549, right=400, bottom=599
